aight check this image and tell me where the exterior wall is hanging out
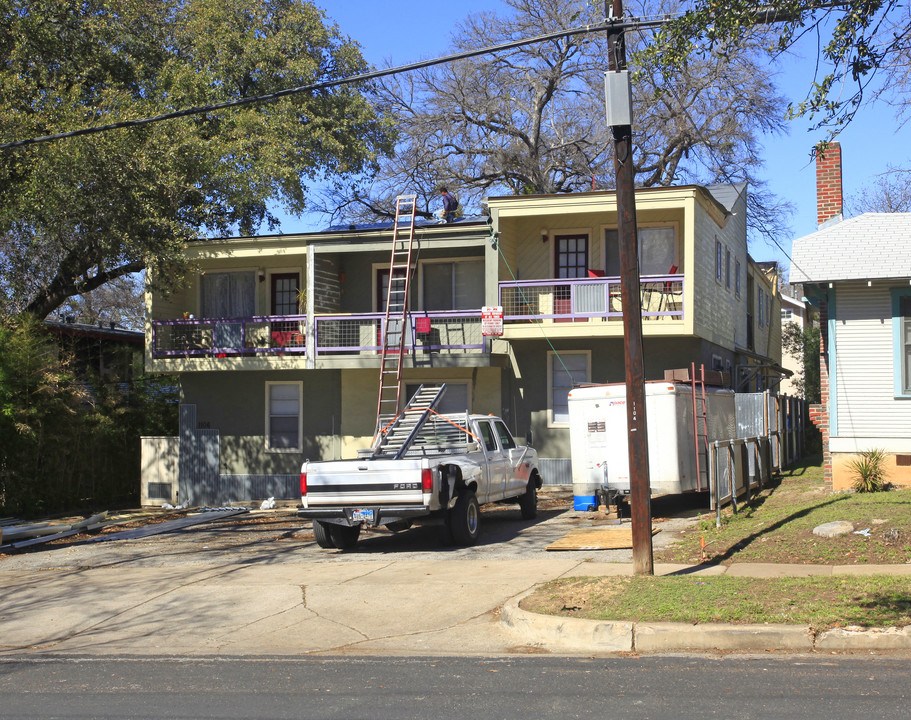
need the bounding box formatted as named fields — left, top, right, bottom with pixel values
left=180, top=369, right=341, bottom=474
left=338, top=366, right=505, bottom=458
left=780, top=296, right=808, bottom=396
left=832, top=282, right=911, bottom=437
left=691, top=189, right=749, bottom=349
left=831, top=452, right=911, bottom=490
left=149, top=250, right=308, bottom=322
left=508, top=336, right=732, bottom=459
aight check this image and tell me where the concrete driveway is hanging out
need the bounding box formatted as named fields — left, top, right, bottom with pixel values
left=0, top=492, right=702, bottom=657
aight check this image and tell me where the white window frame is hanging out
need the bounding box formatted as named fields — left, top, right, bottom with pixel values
left=735, top=260, right=742, bottom=299
left=265, top=381, right=303, bottom=453
left=758, top=287, right=766, bottom=328
left=725, top=247, right=731, bottom=291
left=547, top=350, right=591, bottom=427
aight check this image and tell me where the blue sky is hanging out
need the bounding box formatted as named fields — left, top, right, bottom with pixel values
left=284, top=1, right=911, bottom=271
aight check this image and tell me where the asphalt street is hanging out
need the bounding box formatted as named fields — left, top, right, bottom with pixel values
left=1, top=654, right=909, bottom=720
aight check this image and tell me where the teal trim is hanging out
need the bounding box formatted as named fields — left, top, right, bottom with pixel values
left=828, top=287, right=837, bottom=437
left=890, top=288, right=911, bottom=398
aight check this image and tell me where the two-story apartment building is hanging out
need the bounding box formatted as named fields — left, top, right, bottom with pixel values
left=145, top=183, right=781, bottom=495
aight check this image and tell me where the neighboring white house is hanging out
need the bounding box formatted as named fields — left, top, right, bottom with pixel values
left=779, top=292, right=817, bottom=397
left=790, top=141, right=911, bottom=490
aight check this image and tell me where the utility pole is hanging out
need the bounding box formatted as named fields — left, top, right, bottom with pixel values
left=605, top=0, right=653, bottom=575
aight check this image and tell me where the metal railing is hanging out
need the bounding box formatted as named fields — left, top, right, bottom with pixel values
left=152, top=315, right=306, bottom=357
left=151, top=311, right=483, bottom=358
left=498, top=274, right=684, bottom=322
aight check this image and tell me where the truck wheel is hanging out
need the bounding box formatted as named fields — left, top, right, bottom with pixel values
left=328, top=523, right=361, bottom=550
left=312, top=520, right=335, bottom=549
left=518, top=478, right=537, bottom=520
left=450, top=490, right=480, bottom=546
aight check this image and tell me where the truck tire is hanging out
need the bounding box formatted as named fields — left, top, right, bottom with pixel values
left=328, top=523, right=361, bottom=550
left=518, top=477, right=537, bottom=520
left=312, top=520, right=336, bottom=549
left=450, top=490, right=480, bottom=546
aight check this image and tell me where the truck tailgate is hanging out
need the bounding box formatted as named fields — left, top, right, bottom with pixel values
left=302, top=460, right=426, bottom=507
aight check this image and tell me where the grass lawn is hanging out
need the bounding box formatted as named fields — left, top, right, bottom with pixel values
left=655, top=454, right=911, bottom=566
left=521, top=455, right=911, bottom=629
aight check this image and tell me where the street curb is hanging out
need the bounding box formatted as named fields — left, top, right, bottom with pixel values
left=501, top=590, right=911, bottom=654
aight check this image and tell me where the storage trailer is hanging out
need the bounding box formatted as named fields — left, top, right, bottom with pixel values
left=567, top=381, right=735, bottom=510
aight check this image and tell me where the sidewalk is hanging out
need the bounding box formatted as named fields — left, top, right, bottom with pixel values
left=2, top=558, right=910, bottom=657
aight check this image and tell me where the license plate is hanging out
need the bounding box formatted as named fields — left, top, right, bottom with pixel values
left=351, top=509, right=374, bottom=523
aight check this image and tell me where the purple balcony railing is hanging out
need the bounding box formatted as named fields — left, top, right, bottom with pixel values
left=498, top=274, right=684, bottom=322
left=151, top=311, right=484, bottom=358
left=151, top=315, right=307, bottom=358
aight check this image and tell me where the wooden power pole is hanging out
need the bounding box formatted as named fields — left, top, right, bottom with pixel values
left=605, top=0, right=653, bottom=575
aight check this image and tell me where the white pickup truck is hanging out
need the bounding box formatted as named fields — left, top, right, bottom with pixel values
left=298, top=398, right=541, bottom=550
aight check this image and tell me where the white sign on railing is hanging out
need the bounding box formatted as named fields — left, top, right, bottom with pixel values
left=481, top=306, right=504, bottom=336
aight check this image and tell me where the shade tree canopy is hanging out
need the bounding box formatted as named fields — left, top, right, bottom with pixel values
left=0, top=0, right=393, bottom=318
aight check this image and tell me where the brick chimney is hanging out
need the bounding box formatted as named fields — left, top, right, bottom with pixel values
left=816, top=141, right=843, bottom=228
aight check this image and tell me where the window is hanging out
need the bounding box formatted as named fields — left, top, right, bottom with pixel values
left=725, top=248, right=731, bottom=291
left=201, top=271, right=255, bottom=318
left=715, top=239, right=723, bottom=283
left=422, top=260, right=484, bottom=310
left=266, top=382, right=301, bottom=451
left=735, top=260, right=741, bottom=298
left=604, top=227, right=676, bottom=276
left=549, top=351, right=590, bottom=425
left=478, top=421, right=498, bottom=452
left=758, top=287, right=765, bottom=328
left=781, top=308, right=793, bottom=321
left=712, top=354, right=724, bottom=372
left=494, top=420, right=517, bottom=450
left=405, top=382, right=469, bottom=414
left=892, top=290, right=911, bottom=396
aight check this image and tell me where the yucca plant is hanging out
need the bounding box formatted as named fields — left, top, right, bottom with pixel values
left=848, top=449, right=889, bottom=493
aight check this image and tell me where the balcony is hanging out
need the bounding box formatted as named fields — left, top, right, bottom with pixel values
left=150, top=312, right=484, bottom=359
left=498, top=274, right=684, bottom=322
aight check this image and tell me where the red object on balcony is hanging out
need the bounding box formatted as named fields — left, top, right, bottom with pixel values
left=415, top=317, right=431, bottom=334
left=587, top=269, right=606, bottom=277
left=271, top=330, right=293, bottom=346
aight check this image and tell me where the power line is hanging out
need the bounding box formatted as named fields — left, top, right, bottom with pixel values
left=0, top=16, right=671, bottom=151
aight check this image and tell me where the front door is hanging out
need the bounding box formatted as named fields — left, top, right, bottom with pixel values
left=271, top=273, right=300, bottom=316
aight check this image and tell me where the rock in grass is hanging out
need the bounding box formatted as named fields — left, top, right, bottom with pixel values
left=813, top=520, right=854, bottom=538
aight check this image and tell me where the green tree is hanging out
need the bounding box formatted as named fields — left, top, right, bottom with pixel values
left=782, top=320, right=821, bottom=402
left=644, top=0, right=911, bottom=132
left=0, top=0, right=393, bottom=319
left=0, top=314, right=179, bottom=516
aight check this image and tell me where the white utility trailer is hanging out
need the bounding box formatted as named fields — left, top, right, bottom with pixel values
left=567, top=381, right=735, bottom=510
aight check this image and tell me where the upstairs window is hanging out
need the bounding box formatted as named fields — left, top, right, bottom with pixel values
left=201, top=271, right=255, bottom=318
left=605, top=227, right=676, bottom=276
left=422, top=260, right=484, bottom=311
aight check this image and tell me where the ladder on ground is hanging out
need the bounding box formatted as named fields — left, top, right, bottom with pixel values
left=374, top=194, right=419, bottom=434
left=691, top=362, right=710, bottom=492
left=371, top=383, right=449, bottom=459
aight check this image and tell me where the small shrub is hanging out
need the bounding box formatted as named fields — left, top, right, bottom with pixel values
left=848, top=449, right=889, bottom=493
